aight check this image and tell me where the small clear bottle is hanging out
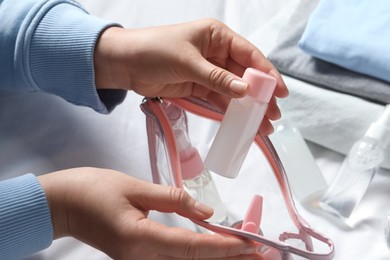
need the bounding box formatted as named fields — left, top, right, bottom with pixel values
left=167, top=104, right=228, bottom=225
left=270, top=121, right=327, bottom=204
left=182, top=170, right=228, bottom=225
left=320, top=105, right=390, bottom=224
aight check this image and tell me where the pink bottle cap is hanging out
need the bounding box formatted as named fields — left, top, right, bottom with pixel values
left=243, top=68, right=277, bottom=103
left=179, top=147, right=204, bottom=180
left=241, top=194, right=263, bottom=234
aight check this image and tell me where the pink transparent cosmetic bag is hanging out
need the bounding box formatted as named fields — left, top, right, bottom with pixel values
left=140, top=96, right=335, bottom=260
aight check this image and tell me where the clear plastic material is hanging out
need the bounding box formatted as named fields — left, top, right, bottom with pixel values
left=166, top=103, right=228, bottom=225
left=320, top=105, right=390, bottom=224
left=182, top=170, right=228, bottom=225
left=271, top=122, right=327, bottom=204
left=385, top=212, right=390, bottom=249
left=320, top=136, right=385, bottom=222
left=141, top=97, right=335, bottom=260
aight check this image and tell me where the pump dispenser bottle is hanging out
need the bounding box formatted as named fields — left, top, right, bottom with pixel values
left=205, top=68, right=277, bottom=179
left=167, top=104, right=228, bottom=225
left=320, top=105, right=390, bottom=223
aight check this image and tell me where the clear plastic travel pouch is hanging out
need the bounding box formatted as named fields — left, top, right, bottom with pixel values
left=140, top=97, right=335, bottom=260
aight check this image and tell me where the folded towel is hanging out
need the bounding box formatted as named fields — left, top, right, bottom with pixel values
left=299, top=0, right=390, bottom=83
left=278, top=76, right=390, bottom=170
left=248, top=0, right=390, bottom=169
left=267, top=0, right=390, bottom=105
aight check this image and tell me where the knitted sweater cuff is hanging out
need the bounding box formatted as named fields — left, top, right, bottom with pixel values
left=0, top=174, right=53, bottom=259
left=28, top=1, right=126, bottom=113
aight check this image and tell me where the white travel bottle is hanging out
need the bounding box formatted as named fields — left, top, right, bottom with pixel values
left=168, top=104, right=228, bottom=225
left=320, top=105, right=390, bottom=224
left=204, top=68, right=277, bottom=179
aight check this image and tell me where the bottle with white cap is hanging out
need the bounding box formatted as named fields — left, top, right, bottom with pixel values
left=320, top=105, right=390, bottom=224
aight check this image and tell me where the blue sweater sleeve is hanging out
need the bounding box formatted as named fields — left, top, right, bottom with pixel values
left=0, top=174, right=53, bottom=259
left=0, top=0, right=127, bottom=258
left=0, top=0, right=127, bottom=113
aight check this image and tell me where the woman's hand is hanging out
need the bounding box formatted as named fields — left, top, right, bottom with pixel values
left=38, top=168, right=262, bottom=259
left=94, top=19, right=288, bottom=135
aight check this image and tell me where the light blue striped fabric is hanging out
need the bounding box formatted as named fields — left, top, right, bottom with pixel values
left=299, top=0, right=390, bottom=83
left=0, top=0, right=125, bottom=113
left=28, top=2, right=124, bottom=113
left=0, top=174, right=53, bottom=259
left=0, top=0, right=123, bottom=258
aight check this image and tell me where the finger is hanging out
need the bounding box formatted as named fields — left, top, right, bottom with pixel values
left=205, top=91, right=230, bottom=112
left=225, top=57, right=246, bottom=78
left=191, top=82, right=214, bottom=99
left=137, top=219, right=258, bottom=259
left=259, top=117, right=274, bottom=136
left=130, top=182, right=214, bottom=220
left=265, top=96, right=281, bottom=121
left=224, top=55, right=288, bottom=102
left=188, top=55, right=249, bottom=98
left=227, top=31, right=288, bottom=98
left=268, top=69, right=289, bottom=98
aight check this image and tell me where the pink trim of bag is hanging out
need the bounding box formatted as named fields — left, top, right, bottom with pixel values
left=141, top=97, right=335, bottom=260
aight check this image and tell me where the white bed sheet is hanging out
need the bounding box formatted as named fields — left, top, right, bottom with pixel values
left=0, top=0, right=386, bottom=259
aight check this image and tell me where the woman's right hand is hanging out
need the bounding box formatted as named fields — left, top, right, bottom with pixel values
left=94, top=19, right=288, bottom=135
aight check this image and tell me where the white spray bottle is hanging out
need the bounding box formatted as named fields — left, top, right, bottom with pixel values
left=320, top=105, right=390, bottom=224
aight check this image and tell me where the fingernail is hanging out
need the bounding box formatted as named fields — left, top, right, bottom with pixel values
left=194, top=201, right=213, bottom=215
left=241, top=245, right=257, bottom=254
left=230, top=79, right=248, bottom=95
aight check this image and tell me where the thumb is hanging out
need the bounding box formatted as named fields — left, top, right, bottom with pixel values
left=138, top=183, right=214, bottom=220
left=189, top=58, right=248, bottom=97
